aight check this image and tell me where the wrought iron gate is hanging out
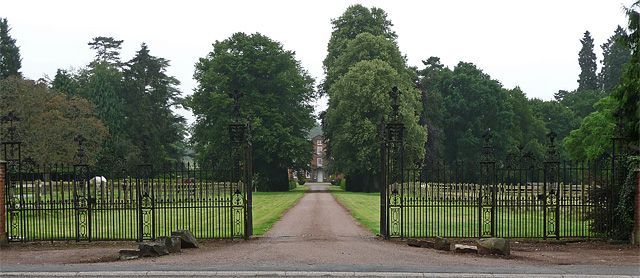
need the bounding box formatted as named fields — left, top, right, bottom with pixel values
left=1, top=93, right=253, bottom=242
left=380, top=87, right=616, bottom=240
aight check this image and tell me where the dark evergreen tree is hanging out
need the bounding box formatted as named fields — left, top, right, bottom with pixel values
left=598, top=26, right=631, bottom=91
left=123, top=43, right=186, bottom=168
left=577, top=31, right=598, bottom=91
left=0, top=18, right=22, bottom=78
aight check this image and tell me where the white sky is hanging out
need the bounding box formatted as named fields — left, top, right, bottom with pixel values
left=3, top=0, right=632, bottom=125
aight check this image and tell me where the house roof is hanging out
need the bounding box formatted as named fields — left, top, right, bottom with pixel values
left=307, top=124, right=322, bottom=140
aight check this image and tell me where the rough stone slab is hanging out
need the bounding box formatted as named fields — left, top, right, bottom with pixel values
left=434, top=236, right=451, bottom=251
left=453, top=243, right=478, bottom=254
left=171, top=230, right=199, bottom=248
left=138, top=242, right=169, bottom=257
left=477, top=237, right=510, bottom=256
left=118, top=249, right=139, bottom=260
left=157, top=236, right=182, bottom=253
left=407, top=238, right=434, bottom=248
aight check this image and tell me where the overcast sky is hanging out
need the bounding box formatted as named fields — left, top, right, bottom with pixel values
left=4, top=0, right=632, bottom=124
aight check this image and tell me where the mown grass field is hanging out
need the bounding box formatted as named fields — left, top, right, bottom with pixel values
left=6, top=185, right=307, bottom=241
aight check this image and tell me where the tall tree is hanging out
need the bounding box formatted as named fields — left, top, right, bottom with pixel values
left=0, top=18, right=22, bottom=78
left=0, top=76, right=108, bottom=165
left=189, top=32, right=315, bottom=191
left=563, top=96, right=617, bottom=161
left=577, top=31, right=598, bottom=91
left=615, top=1, right=639, bottom=147
left=321, top=4, right=397, bottom=94
left=88, top=36, right=124, bottom=66
left=322, top=5, right=425, bottom=191
left=417, top=57, right=446, bottom=163
left=123, top=43, right=186, bottom=167
left=598, top=26, right=631, bottom=91
left=325, top=59, right=425, bottom=192
left=51, top=69, right=79, bottom=96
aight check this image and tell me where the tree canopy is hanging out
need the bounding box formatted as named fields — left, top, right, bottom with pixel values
left=189, top=32, right=315, bottom=191
left=578, top=31, right=598, bottom=91
left=0, top=18, right=21, bottom=79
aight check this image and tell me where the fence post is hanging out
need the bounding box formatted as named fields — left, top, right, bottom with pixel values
left=543, top=131, right=560, bottom=240
left=379, top=120, right=387, bottom=239
left=0, top=161, right=6, bottom=246
left=634, top=164, right=640, bottom=245
left=479, top=129, right=495, bottom=238
left=384, top=86, right=405, bottom=238
left=228, top=90, right=252, bottom=239
left=136, top=163, right=153, bottom=241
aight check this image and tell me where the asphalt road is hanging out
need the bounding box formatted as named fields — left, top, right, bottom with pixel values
left=1, top=183, right=639, bottom=277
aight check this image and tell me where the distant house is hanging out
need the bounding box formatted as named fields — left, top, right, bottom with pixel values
left=310, top=134, right=325, bottom=182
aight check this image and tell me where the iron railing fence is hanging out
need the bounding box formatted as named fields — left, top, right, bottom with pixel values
left=3, top=161, right=248, bottom=242
left=387, top=158, right=613, bottom=239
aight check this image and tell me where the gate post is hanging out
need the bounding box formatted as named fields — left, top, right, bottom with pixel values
left=479, top=129, right=496, bottom=238
left=379, top=120, right=387, bottom=239
left=0, top=160, right=6, bottom=246
left=2, top=112, right=21, bottom=242
left=73, top=135, right=90, bottom=242
left=543, top=131, right=560, bottom=240
left=136, top=163, right=153, bottom=241
left=228, top=90, right=252, bottom=239
left=383, top=86, right=405, bottom=239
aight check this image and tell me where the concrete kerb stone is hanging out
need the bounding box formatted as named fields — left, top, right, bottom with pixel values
left=1, top=272, right=638, bottom=277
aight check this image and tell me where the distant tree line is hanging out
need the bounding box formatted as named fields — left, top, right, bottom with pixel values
left=320, top=4, right=637, bottom=194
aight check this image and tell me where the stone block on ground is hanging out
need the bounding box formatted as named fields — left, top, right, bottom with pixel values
left=138, top=242, right=169, bottom=257
left=434, top=236, right=451, bottom=251
left=407, top=239, right=434, bottom=248
left=171, top=230, right=199, bottom=248
left=453, top=244, right=478, bottom=254
left=476, top=237, right=510, bottom=256
left=157, top=236, right=182, bottom=253
left=119, top=249, right=139, bottom=260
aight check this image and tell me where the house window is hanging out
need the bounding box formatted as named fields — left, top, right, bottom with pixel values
left=317, top=158, right=323, bottom=167
left=317, top=146, right=322, bottom=155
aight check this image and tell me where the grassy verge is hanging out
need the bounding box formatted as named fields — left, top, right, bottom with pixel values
left=329, top=186, right=380, bottom=235
left=252, top=185, right=307, bottom=235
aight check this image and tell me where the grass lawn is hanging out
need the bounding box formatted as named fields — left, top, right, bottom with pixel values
left=251, top=185, right=307, bottom=236
left=329, top=186, right=381, bottom=235
left=6, top=185, right=307, bottom=241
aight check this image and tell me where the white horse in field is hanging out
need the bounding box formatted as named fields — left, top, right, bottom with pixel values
left=90, top=176, right=109, bottom=195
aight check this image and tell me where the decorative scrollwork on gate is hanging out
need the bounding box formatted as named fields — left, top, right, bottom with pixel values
left=232, top=187, right=244, bottom=238
left=74, top=164, right=90, bottom=241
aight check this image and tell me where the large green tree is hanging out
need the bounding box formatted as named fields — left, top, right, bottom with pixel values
left=0, top=76, right=108, bottom=165
left=615, top=1, right=639, bottom=147
left=325, top=59, right=425, bottom=192
left=189, top=32, right=315, bottom=191
left=0, top=18, right=21, bottom=78
left=529, top=98, right=579, bottom=156
left=122, top=43, right=186, bottom=168
left=321, top=4, right=397, bottom=94
left=577, top=31, right=598, bottom=91
left=599, top=26, right=631, bottom=92
left=563, top=96, right=617, bottom=161
left=322, top=5, right=426, bottom=192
